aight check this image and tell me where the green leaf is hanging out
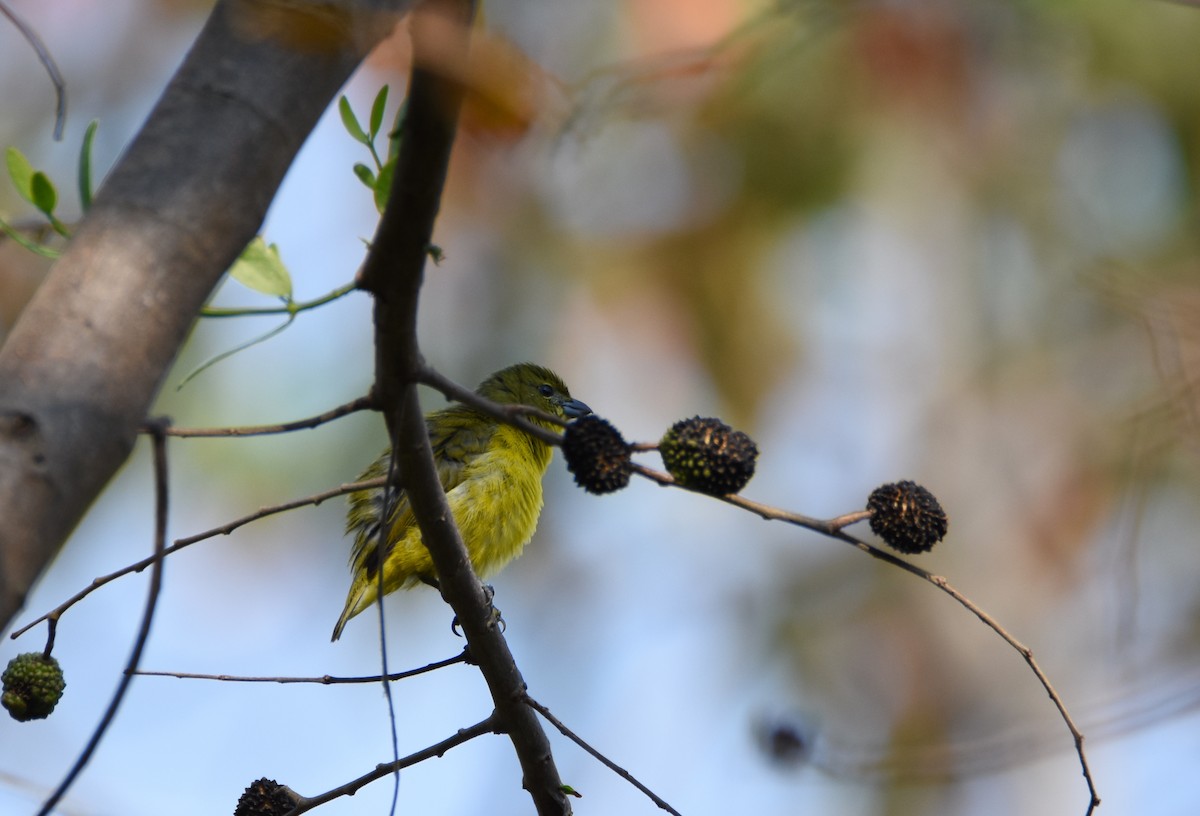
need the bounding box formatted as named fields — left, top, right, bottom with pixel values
left=373, top=157, right=396, bottom=214
left=229, top=237, right=293, bottom=299
left=338, top=96, right=370, bottom=145
left=353, top=162, right=376, bottom=190
left=30, top=172, right=57, bottom=216
left=78, top=120, right=99, bottom=211
left=6, top=147, right=35, bottom=203
left=369, top=85, right=389, bottom=140
left=427, top=244, right=445, bottom=265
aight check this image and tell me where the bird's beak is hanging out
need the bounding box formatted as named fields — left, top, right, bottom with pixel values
left=562, top=398, right=592, bottom=419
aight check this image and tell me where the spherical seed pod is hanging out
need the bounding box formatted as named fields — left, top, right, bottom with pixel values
left=234, top=778, right=295, bottom=816
left=659, top=416, right=758, bottom=496
left=1, top=652, right=66, bottom=722
left=562, top=415, right=633, bottom=495
left=866, top=480, right=948, bottom=554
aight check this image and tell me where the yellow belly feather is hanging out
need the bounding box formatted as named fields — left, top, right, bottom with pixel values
left=333, top=424, right=550, bottom=637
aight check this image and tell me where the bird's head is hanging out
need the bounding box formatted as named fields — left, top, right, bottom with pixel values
left=478, top=363, right=591, bottom=425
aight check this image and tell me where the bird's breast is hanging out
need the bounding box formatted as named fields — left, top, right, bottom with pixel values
left=450, top=430, right=551, bottom=578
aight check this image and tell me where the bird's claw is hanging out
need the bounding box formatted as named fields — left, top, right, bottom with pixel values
left=483, top=584, right=506, bottom=632
left=450, top=584, right=505, bottom=636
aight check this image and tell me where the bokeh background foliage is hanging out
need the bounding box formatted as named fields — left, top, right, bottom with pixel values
left=4, top=0, right=1200, bottom=814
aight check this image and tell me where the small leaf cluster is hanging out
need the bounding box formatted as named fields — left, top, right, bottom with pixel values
left=1, top=87, right=443, bottom=386
left=8, top=148, right=59, bottom=222
left=339, top=85, right=399, bottom=217
left=0, top=120, right=97, bottom=257
left=0, top=124, right=307, bottom=318
left=339, top=85, right=444, bottom=265
left=1, top=652, right=66, bottom=722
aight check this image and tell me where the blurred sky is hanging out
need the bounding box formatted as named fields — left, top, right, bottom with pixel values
left=5, top=1, right=1200, bottom=814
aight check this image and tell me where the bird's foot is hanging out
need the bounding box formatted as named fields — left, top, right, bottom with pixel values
left=450, top=584, right=505, bottom=636
left=483, top=584, right=506, bottom=632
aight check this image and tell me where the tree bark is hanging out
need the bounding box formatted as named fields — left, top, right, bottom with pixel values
left=0, top=0, right=409, bottom=632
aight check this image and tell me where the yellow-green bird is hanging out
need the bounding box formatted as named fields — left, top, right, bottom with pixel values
left=331, top=363, right=591, bottom=641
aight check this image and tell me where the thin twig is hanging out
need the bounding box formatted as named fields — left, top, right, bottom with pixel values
left=285, top=715, right=500, bottom=815
left=629, top=461, right=1100, bottom=815
left=828, top=509, right=873, bottom=529
left=199, top=280, right=359, bottom=318
left=150, top=394, right=375, bottom=437
left=417, top=365, right=565, bottom=444
left=925, top=576, right=1098, bottom=812
left=525, top=695, right=682, bottom=816
left=10, top=477, right=386, bottom=640
left=40, top=617, right=56, bottom=658
left=131, top=649, right=469, bottom=684
left=374, top=447, right=405, bottom=816
left=36, top=418, right=170, bottom=816
left=0, top=1, right=67, bottom=139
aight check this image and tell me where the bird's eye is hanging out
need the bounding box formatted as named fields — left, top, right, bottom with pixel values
left=538, top=384, right=554, bottom=397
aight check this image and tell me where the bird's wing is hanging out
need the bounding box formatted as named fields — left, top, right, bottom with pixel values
left=427, top=405, right=497, bottom=491
left=345, top=407, right=497, bottom=572
left=345, top=448, right=402, bottom=574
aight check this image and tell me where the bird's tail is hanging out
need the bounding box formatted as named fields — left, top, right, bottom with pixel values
left=330, top=607, right=353, bottom=642
left=330, top=580, right=372, bottom=641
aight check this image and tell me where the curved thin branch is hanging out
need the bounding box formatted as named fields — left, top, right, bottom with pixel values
left=9, top=477, right=385, bottom=640
left=629, top=462, right=1100, bottom=815
left=286, top=715, right=500, bottom=815
left=526, top=696, right=681, bottom=816
left=132, top=649, right=469, bottom=684
left=152, top=395, right=375, bottom=438
left=36, top=419, right=170, bottom=815
left=416, top=365, right=565, bottom=444
left=0, top=1, right=67, bottom=139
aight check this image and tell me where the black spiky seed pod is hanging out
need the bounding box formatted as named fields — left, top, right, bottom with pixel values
left=659, top=416, right=758, bottom=496
left=866, top=481, right=948, bottom=554
left=562, top=415, right=632, bottom=494
left=234, top=778, right=296, bottom=816
left=1, top=652, right=66, bottom=722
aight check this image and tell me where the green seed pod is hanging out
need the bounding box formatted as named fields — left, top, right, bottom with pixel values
left=1, top=652, right=66, bottom=722
left=659, top=416, right=758, bottom=496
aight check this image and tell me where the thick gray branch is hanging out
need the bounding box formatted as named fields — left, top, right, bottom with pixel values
left=0, top=0, right=408, bottom=631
